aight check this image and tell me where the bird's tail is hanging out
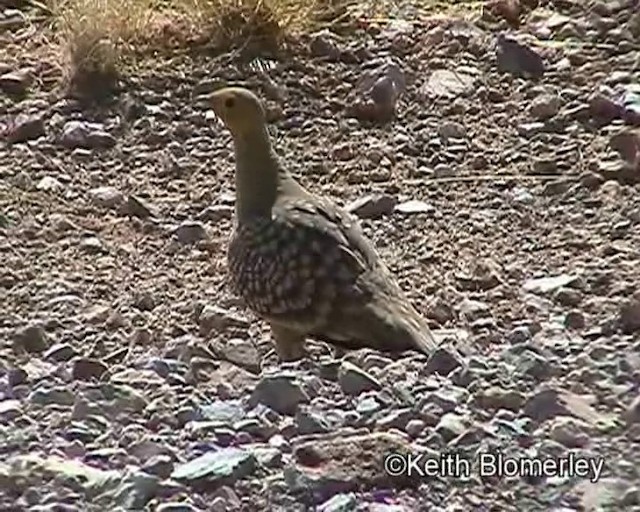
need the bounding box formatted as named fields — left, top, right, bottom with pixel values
left=319, top=297, right=437, bottom=355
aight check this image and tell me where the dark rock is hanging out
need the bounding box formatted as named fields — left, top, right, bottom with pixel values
left=14, top=324, right=48, bottom=353
left=346, top=194, right=397, bottom=219
left=338, top=361, right=382, bottom=395
left=249, top=373, right=309, bottom=415
left=496, top=34, right=545, bottom=78
left=4, top=113, right=45, bottom=143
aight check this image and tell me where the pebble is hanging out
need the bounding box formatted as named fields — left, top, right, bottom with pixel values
left=394, top=200, right=434, bottom=215
left=36, top=176, right=64, bottom=193
left=122, top=195, right=156, bottom=219
left=423, top=68, right=478, bottom=98
left=619, top=297, right=640, bottom=333
left=529, top=93, right=561, bottom=120
left=523, top=274, right=580, bottom=294
left=173, top=221, right=207, bottom=244
left=5, top=113, right=45, bottom=143
left=0, top=69, right=32, bottom=95
left=547, top=416, right=590, bottom=448
left=89, top=186, right=124, bottom=209
left=249, top=373, right=309, bottom=415
left=346, top=194, right=397, bottom=219
left=435, top=412, right=468, bottom=442
left=496, top=34, right=545, bottom=78
left=223, top=338, right=260, bottom=372
left=475, top=386, right=524, bottom=411
left=13, top=324, right=48, bottom=353
left=60, top=121, right=116, bottom=149
left=338, top=361, right=382, bottom=395
left=438, top=121, right=467, bottom=140
left=71, top=358, right=108, bottom=381
left=425, top=346, right=463, bottom=376
left=78, top=236, right=107, bottom=254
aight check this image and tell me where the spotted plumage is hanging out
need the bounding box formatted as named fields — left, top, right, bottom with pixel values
left=210, top=87, right=437, bottom=360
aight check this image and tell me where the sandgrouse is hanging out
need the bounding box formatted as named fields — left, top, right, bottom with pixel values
left=210, top=87, right=437, bottom=361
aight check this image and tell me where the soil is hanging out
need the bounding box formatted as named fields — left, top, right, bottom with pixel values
left=1, top=0, right=640, bottom=510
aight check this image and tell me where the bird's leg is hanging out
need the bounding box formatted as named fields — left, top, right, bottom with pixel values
left=269, top=323, right=307, bottom=361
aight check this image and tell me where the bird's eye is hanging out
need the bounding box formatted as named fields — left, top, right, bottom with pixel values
left=225, top=97, right=235, bottom=109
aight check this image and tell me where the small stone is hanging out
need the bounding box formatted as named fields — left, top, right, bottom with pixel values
left=405, top=418, right=426, bottom=438
left=476, top=386, right=524, bottom=412
left=0, top=69, right=32, bottom=95
left=346, top=194, right=397, bottom=219
left=85, top=305, right=111, bottom=324
left=60, top=121, right=114, bottom=149
left=394, top=200, right=434, bottom=215
left=518, top=122, right=546, bottom=138
left=523, top=274, right=580, bottom=294
left=532, top=157, right=558, bottom=174
left=79, top=236, right=107, bottom=254
left=198, top=305, right=249, bottom=336
left=36, top=176, right=64, bottom=193
left=122, top=195, right=156, bottom=219
left=309, top=30, right=341, bottom=59
left=0, top=399, right=22, bottom=422
left=580, top=171, right=605, bottom=190
left=86, top=131, right=116, bottom=149
left=436, top=412, right=468, bottom=442
left=14, top=324, right=48, bottom=353
left=425, top=346, right=462, bottom=376
left=173, top=221, right=207, bottom=244
left=529, top=94, right=561, bottom=120
left=548, top=416, right=590, bottom=448
left=484, top=0, right=521, bottom=26
left=142, top=454, right=174, bottom=479
left=376, top=408, right=414, bottom=431
left=423, top=68, right=478, bottom=99
left=43, top=343, right=77, bottom=362
left=458, top=298, right=491, bottom=322
left=496, top=34, right=545, bottom=78
left=223, top=338, right=260, bottom=373
left=196, top=204, right=233, bottom=222
left=296, top=406, right=331, bottom=435
left=89, top=186, right=124, bottom=209
left=523, top=388, right=608, bottom=425
left=542, top=179, right=569, bottom=196
left=338, top=361, right=382, bottom=395
left=438, top=121, right=466, bottom=140
left=71, top=358, right=108, bottom=381
left=318, top=493, right=358, bottom=512
left=171, top=447, right=256, bottom=485
left=625, top=395, right=640, bottom=425
left=30, top=387, right=75, bottom=406
left=349, top=62, right=406, bottom=123
left=8, top=368, right=27, bottom=387
left=620, top=297, right=640, bottom=333
left=554, top=287, right=582, bottom=306
left=5, top=113, right=45, bottom=143
left=564, top=310, right=585, bottom=330
left=249, top=373, right=309, bottom=415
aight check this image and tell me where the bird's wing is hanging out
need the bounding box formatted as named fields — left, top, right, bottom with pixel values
left=273, top=195, right=382, bottom=276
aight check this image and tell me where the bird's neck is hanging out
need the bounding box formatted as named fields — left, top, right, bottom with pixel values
left=233, top=126, right=289, bottom=222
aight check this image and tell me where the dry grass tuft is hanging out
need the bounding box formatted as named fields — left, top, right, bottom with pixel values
left=45, top=0, right=348, bottom=98
left=48, top=0, right=155, bottom=97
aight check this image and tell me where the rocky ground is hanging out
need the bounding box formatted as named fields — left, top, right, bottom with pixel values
left=2, top=0, right=640, bottom=510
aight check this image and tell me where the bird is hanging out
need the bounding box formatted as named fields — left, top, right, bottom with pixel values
left=209, top=86, right=437, bottom=361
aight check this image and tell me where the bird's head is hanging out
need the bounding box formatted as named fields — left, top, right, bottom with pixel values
left=209, top=87, right=266, bottom=138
